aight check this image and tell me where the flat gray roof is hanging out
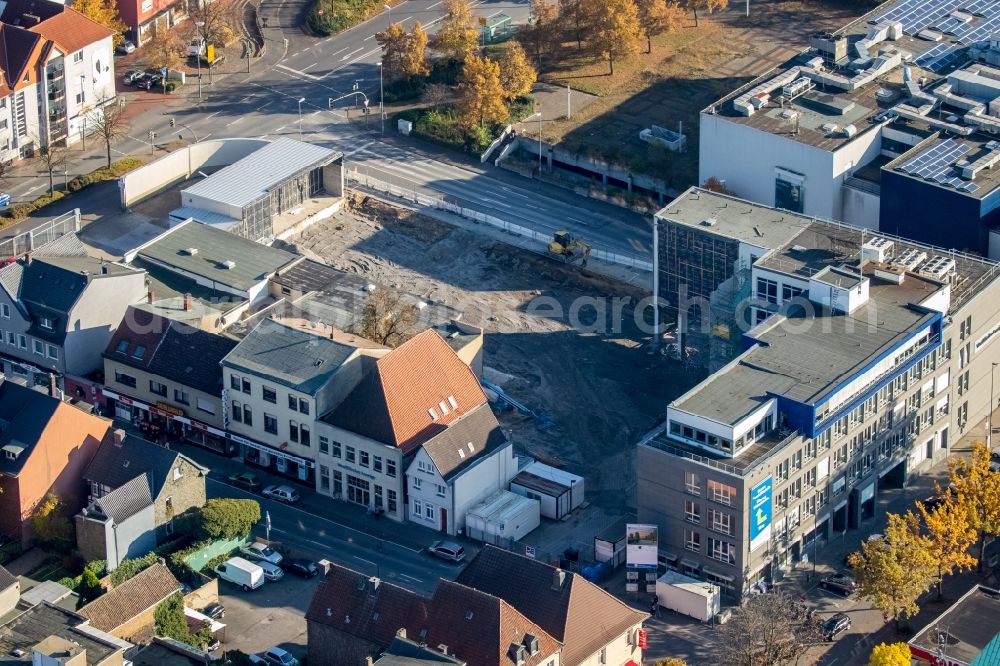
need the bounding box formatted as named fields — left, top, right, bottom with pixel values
left=655, top=189, right=805, bottom=250
left=181, top=138, right=340, bottom=210
left=134, top=220, right=295, bottom=292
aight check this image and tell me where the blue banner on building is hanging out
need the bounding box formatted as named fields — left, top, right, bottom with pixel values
left=749, top=477, right=772, bottom=552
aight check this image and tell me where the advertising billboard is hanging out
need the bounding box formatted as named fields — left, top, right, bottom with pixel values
left=626, top=524, right=658, bottom=570
left=749, top=477, right=773, bottom=552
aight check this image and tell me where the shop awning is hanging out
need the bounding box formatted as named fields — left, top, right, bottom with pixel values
left=229, top=433, right=314, bottom=468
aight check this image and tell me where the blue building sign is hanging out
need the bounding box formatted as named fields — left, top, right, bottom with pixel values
left=749, top=477, right=772, bottom=552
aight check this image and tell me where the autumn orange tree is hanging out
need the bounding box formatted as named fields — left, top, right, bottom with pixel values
left=376, top=22, right=409, bottom=79
left=559, top=0, right=589, bottom=50
left=848, top=512, right=937, bottom=629
left=406, top=23, right=430, bottom=76
left=590, top=0, right=641, bottom=75
left=498, top=42, right=537, bottom=100
left=431, top=0, right=478, bottom=62
left=683, top=0, right=727, bottom=27
left=72, top=0, right=126, bottom=46
left=918, top=494, right=976, bottom=599
left=458, top=53, right=507, bottom=129
left=636, top=0, right=685, bottom=53
left=144, top=25, right=185, bottom=72
left=948, top=443, right=1000, bottom=570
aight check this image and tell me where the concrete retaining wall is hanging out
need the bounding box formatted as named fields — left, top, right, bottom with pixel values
left=119, top=138, right=270, bottom=209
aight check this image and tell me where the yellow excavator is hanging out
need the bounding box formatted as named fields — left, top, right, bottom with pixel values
left=548, top=230, right=592, bottom=266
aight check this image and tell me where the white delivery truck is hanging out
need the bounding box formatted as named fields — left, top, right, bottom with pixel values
left=655, top=571, right=721, bottom=622
left=214, top=556, right=265, bottom=591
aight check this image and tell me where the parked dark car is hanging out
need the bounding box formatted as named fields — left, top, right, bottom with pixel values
left=202, top=602, right=225, bottom=620
left=122, top=69, right=143, bottom=85
left=821, top=612, right=851, bottom=641
left=820, top=572, right=857, bottom=596
left=138, top=73, right=162, bottom=90
left=284, top=559, right=319, bottom=578
left=228, top=472, right=262, bottom=493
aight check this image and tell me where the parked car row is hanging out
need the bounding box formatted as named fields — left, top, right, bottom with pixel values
left=226, top=472, right=303, bottom=505
left=121, top=69, right=165, bottom=90
left=213, top=551, right=320, bottom=591
left=249, top=647, right=299, bottom=665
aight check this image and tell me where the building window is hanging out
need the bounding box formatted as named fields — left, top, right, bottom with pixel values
left=17, top=334, right=26, bottom=349
left=708, top=537, right=736, bottom=565
left=684, top=529, right=700, bottom=553
left=386, top=459, right=396, bottom=478
left=709, top=509, right=733, bottom=536
left=320, top=465, right=330, bottom=491
left=288, top=394, right=297, bottom=410
left=319, top=436, right=329, bottom=454
left=373, top=455, right=382, bottom=473
left=6, top=331, right=14, bottom=345
left=775, top=173, right=804, bottom=213
left=425, top=503, right=435, bottom=520
left=263, top=386, right=276, bottom=403
left=299, top=398, right=309, bottom=415
left=289, top=421, right=299, bottom=443
left=72, top=51, right=83, bottom=63
left=242, top=405, right=252, bottom=426
left=230, top=374, right=240, bottom=390
left=436, top=483, right=446, bottom=497
left=301, top=424, right=310, bottom=447
left=756, top=278, right=778, bottom=304
left=387, top=489, right=397, bottom=513
left=598, top=648, right=607, bottom=665
left=684, top=471, right=700, bottom=495
left=115, top=371, right=137, bottom=388
left=333, top=470, right=343, bottom=496
left=232, top=400, right=242, bottom=423
left=782, top=284, right=803, bottom=302
left=174, top=389, right=189, bottom=405
left=359, top=450, right=369, bottom=468
left=707, top=480, right=736, bottom=506
left=241, top=378, right=251, bottom=394
left=46, top=345, right=58, bottom=360
left=0, top=303, right=8, bottom=318
left=414, top=499, right=423, bottom=516
left=332, top=441, right=342, bottom=458
left=264, top=414, right=278, bottom=434
left=684, top=500, right=700, bottom=524
left=346, top=446, right=356, bottom=463
left=413, top=477, right=422, bottom=490
left=33, top=339, right=44, bottom=356
left=149, top=380, right=167, bottom=396
left=39, top=316, right=53, bottom=330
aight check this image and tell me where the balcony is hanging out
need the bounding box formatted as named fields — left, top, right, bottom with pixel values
left=48, top=89, right=64, bottom=102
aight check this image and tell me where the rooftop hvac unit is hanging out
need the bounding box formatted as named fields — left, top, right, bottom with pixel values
left=222, top=260, right=236, bottom=270
left=919, top=255, right=956, bottom=280
left=779, top=109, right=798, bottom=121
left=782, top=77, right=813, bottom=100
left=184, top=247, right=198, bottom=256
left=891, top=248, right=928, bottom=272
left=821, top=123, right=841, bottom=134
left=861, top=237, right=894, bottom=264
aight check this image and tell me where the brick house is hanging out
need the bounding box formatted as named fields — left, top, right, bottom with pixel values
left=79, top=562, right=181, bottom=641
left=82, top=431, right=207, bottom=542
left=306, top=562, right=562, bottom=666
left=456, top=546, right=648, bottom=666
left=0, top=380, right=110, bottom=545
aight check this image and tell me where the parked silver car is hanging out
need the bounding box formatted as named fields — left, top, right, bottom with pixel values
left=262, top=485, right=300, bottom=504
left=427, top=541, right=466, bottom=563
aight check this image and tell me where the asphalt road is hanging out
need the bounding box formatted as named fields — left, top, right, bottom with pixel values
left=207, top=478, right=461, bottom=596
left=1, top=0, right=653, bottom=260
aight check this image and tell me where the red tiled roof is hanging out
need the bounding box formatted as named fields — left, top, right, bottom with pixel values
left=80, top=563, right=181, bottom=633
left=307, top=563, right=561, bottom=666
left=29, top=6, right=113, bottom=54
left=322, top=330, right=487, bottom=451
left=104, top=306, right=169, bottom=371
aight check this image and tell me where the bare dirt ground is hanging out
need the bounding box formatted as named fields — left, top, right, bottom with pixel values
left=280, top=196, right=702, bottom=514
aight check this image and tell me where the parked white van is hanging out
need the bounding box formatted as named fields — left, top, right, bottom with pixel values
left=214, top=556, right=265, bottom=591
left=188, top=37, right=206, bottom=57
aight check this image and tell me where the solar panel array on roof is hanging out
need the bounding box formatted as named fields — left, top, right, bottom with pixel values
left=870, top=0, right=1000, bottom=72
left=896, top=138, right=980, bottom=193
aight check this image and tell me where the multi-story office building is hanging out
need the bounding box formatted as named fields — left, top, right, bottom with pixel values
left=699, top=0, right=1000, bottom=255
left=640, top=187, right=1000, bottom=598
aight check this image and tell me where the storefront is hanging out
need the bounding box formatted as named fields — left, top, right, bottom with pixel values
left=101, top=388, right=234, bottom=455
left=229, top=433, right=315, bottom=485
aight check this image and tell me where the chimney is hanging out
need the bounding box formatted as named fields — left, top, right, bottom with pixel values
left=113, top=429, right=125, bottom=447
left=318, top=558, right=332, bottom=576
left=24, top=252, right=31, bottom=265
left=100, top=262, right=108, bottom=275
left=396, top=628, right=407, bottom=639
left=48, top=373, right=57, bottom=397
left=365, top=659, right=374, bottom=666
left=183, top=293, right=193, bottom=311
left=552, top=570, right=566, bottom=590
left=147, top=291, right=155, bottom=304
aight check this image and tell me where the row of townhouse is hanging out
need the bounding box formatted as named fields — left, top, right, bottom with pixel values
left=0, top=0, right=117, bottom=162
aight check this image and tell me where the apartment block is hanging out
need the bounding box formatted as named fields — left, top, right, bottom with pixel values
left=640, top=188, right=1000, bottom=598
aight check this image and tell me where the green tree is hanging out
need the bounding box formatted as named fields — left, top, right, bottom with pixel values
left=154, top=593, right=190, bottom=642
left=498, top=41, right=537, bottom=100
left=458, top=53, right=508, bottom=129
left=31, top=494, right=73, bottom=550
left=949, top=443, right=1000, bottom=569
left=79, top=567, right=105, bottom=604
left=683, top=0, right=727, bottom=27
left=431, top=0, right=478, bottom=61
left=918, top=494, right=976, bottom=599
left=869, top=642, right=911, bottom=666
left=590, top=0, right=641, bottom=75
left=199, top=498, right=261, bottom=540
left=109, top=552, right=159, bottom=586
left=70, top=0, right=126, bottom=46
left=636, top=0, right=685, bottom=53
left=849, top=512, right=937, bottom=628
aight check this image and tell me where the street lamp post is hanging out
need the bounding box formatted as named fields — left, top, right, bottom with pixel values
left=533, top=111, right=543, bottom=173
left=378, top=62, right=384, bottom=134
left=195, top=22, right=204, bottom=101
left=298, top=97, right=306, bottom=139
left=990, top=362, right=999, bottom=448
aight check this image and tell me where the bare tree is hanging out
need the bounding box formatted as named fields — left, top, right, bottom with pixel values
left=190, top=0, right=243, bottom=48
left=717, top=592, right=823, bottom=666
left=353, top=286, right=418, bottom=347
left=38, top=143, right=68, bottom=195
left=87, top=99, right=129, bottom=168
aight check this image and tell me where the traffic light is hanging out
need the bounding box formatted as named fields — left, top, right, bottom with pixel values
left=169, top=118, right=175, bottom=128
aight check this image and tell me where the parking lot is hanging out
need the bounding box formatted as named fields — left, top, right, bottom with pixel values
left=214, top=560, right=319, bottom=659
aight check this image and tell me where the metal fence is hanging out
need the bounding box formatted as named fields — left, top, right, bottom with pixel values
left=0, top=209, right=81, bottom=261
left=346, top=168, right=653, bottom=273
left=465, top=526, right=558, bottom=566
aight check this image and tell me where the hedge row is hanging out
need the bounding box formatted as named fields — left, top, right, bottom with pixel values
left=2, top=157, right=144, bottom=221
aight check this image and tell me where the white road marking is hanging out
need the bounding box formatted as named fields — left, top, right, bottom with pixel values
left=304, top=61, right=318, bottom=70
left=487, top=9, right=504, bottom=17
left=398, top=573, right=424, bottom=584
left=329, top=46, right=349, bottom=57
left=226, top=116, right=245, bottom=126
left=273, top=125, right=287, bottom=133
left=427, top=0, right=442, bottom=7
left=276, top=63, right=320, bottom=80
left=354, top=556, right=377, bottom=568
left=24, top=184, right=44, bottom=194
left=311, top=109, right=323, bottom=115
left=204, top=111, right=221, bottom=120
left=364, top=34, right=376, bottom=41
left=344, top=140, right=376, bottom=157
left=341, top=47, right=364, bottom=61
